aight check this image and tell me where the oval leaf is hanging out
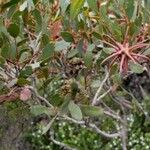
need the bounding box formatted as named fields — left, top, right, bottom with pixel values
left=7, top=23, right=20, bottom=38
left=30, top=105, right=55, bottom=117
left=143, top=48, right=150, bottom=56
left=55, top=40, right=70, bottom=51
left=130, top=62, right=144, bottom=74
left=68, top=101, right=82, bottom=120
left=87, top=0, right=98, bottom=12
left=103, top=48, right=114, bottom=54
left=61, top=31, right=74, bottom=42
left=40, top=43, right=55, bottom=60
left=81, top=105, right=103, bottom=117
left=70, top=0, right=85, bottom=19
left=60, top=0, right=70, bottom=14
left=83, top=51, right=93, bottom=68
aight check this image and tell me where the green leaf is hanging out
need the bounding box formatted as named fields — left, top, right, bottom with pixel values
left=1, top=43, right=16, bottom=60
left=67, top=49, right=78, bottom=58
left=68, top=101, right=83, bottom=120
left=81, top=105, right=103, bottom=117
left=17, top=38, right=28, bottom=47
left=41, top=34, right=50, bottom=46
left=103, top=48, right=114, bottom=54
left=31, top=105, right=55, bottom=117
left=131, top=1, right=138, bottom=21
left=0, top=26, right=10, bottom=38
left=55, top=40, right=70, bottom=51
left=143, top=48, right=150, bottom=56
left=42, top=121, right=52, bottom=135
left=71, top=81, right=79, bottom=98
left=87, top=44, right=95, bottom=51
left=83, top=51, right=93, bottom=68
left=42, top=114, right=57, bottom=134
left=17, top=78, right=30, bottom=86
left=0, top=56, right=5, bottom=66
left=60, top=0, right=70, bottom=14
left=87, top=0, right=98, bottom=12
left=112, top=73, right=122, bottom=84
left=129, top=62, right=144, bottom=74
left=19, top=66, right=33, bottom=78
left=100, top=5, right=109, bottom=22
left=50, top=94, right=63, bottom=106
left=131, top=14, right=142, bottom=38
left=32, top=9, right=42, bottom=32
left=19, top=49, right=31, bottom=62
left=92, top=32, right=101, bottom=39
left=40, top=43, right=55, bottom=60
left=61, top=31, right=74, bottom=42
left=60, top=96, right=70, bottom=114
left=70, top=0, right=85, bottom=19
left=110, top=21, right=122, bottom=42
left=0, top=37, right=3, bottom=48
left=7, top=23, right=20, bottom=38
left=6, top=5, right=16, bottom=18
left=141, top=87, right=149, bottom=101
left=144, top=0, right=150, bottom=11
left=41, top=14, right=49, bottom=34
left=2, top=0, right=20, bottom=9
left=125, top=0, right=135, bottom=20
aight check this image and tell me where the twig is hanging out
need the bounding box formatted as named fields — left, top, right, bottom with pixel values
left=62, top=116, right=121, bottom=138
left=120, top=103, right=128, bottom=150
left=100, top=100, right=117, bottom=114
left=109, top=92, right=128, bottom=150
left=50, top=131, right=77, bottom=150
left=96, top=88, right=112, bottom=102
left=42, top=114, right=58, bottom=134
left=92, top=69, right=109, bottom=106
left=28, top=86, right=53, bottom=108
left=103, top=110, right=125, bottom=124
left=24, top=28, right=37, bottom=39
left=88, top=123, right=120, bottom=138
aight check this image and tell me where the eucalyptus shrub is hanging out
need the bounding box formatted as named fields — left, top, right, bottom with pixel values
left=0, top=0, right=150, bottom=150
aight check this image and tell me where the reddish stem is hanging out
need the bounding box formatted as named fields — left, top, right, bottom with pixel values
left=102, top=40, right=117, bottom=49
left=103, top=34, right=118, bottom=45
left=123, top=57, right=128, bottom=74
left=123, top=51, right=136, bottom=63
left=109, top=56, right=118, bottom=68
left=120, top=54, right=126, bottom=73
left=129, top=43, right=149, bottom=52
left=131, top=53, right=150, bottom=60
left=101, top=51, right=121, bottom=64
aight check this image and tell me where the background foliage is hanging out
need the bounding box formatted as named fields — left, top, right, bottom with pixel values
left=0, top=0, right=150, bottom=150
